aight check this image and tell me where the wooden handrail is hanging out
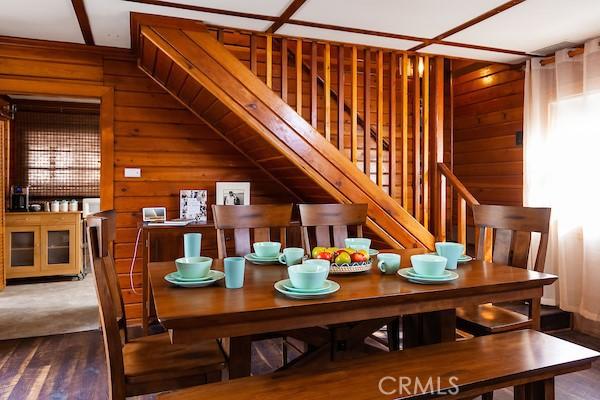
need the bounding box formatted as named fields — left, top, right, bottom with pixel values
left=436, top=162, right=480, bottom=252
left=437, top=162, right=479, bottom=206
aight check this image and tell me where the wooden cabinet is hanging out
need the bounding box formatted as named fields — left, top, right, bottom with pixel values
left=5, top=212, right=82, bottom=279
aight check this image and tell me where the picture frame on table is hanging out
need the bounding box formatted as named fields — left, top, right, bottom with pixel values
left=216, top=182, right=250, bottom=205
left=180, top=189, right=208, bottom=221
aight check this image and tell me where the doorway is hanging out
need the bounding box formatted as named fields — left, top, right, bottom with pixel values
left=0, top=86, right=112, bottom=339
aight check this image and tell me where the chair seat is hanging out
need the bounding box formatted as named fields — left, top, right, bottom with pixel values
left=456, top=303, right=532, bottom=334
left=124, top=332, right=225, bottom=385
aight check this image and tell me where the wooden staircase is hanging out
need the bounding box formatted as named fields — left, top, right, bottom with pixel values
left=133, top=16, right=436, bottom=249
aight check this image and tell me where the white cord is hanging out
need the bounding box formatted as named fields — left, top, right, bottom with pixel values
left=130, top=227, right=143, bottom=295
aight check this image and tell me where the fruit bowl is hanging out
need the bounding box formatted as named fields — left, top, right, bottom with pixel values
left=329, top=260, right=372, bottom=274
left=310, top=246, right=372, bottom=274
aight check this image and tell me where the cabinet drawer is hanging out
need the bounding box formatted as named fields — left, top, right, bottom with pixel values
left=41, top=213, right=80, bottom=224
left=6, top=214, right=42, bottom=226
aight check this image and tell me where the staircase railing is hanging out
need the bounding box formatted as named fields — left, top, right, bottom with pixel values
left=211, top=28, right=438, bottom=225
left=135, top=20, right=436, bottom=249
left=436, top=162, right=481, bottom=254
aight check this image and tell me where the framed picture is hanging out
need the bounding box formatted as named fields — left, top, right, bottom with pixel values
left=142, top=207, right=166, bottom=223
left=216, top=182, right=250, bottom=205
left=180, top=189, right=208, bottom=221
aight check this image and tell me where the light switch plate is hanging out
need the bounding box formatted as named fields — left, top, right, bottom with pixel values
left=124, top=168, right=141, bottom=178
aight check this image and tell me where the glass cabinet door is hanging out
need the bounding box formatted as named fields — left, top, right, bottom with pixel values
left=41, top=225, right=76, bottom=272
left=6, top=227, right=40, bottom=276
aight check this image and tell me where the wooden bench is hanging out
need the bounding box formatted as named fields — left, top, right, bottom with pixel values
left=159, top=330, right=598, bottom=399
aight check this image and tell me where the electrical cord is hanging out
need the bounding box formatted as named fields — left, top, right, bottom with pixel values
left=130, top=227, right=143, bottom=295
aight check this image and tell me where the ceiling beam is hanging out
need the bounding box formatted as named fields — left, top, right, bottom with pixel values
left=410, top=0, right=525, bottom=51
left=71, top=0, right=95, bottom=45
left=265, top=0, right=307, bottom=34
left=123, top=0, right=278, bottom=21
left=286, top=19, right=529, bottom=56
left=125, top=0, right=529, bottom=57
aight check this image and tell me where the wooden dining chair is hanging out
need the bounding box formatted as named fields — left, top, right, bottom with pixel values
left=456, top=205, right=552, bottom=336
left=86, top=210, right=128, bottom=340
left=212, top=204, right=293, bottom=258
left=298, top=203, right=368, bottom=254
left=298, top=203, right=400, bottom=352
left=88, top=221, right=225, bottom=399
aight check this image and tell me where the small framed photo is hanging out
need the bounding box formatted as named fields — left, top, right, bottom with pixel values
left=142, top=207, right=166, bottom=223
left=180, top=189, right=208, bottom=221
left=216, top=182, right=250, bottom=205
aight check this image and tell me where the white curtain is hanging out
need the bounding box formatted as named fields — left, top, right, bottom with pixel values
left=524, top=38, right=600, bottom=321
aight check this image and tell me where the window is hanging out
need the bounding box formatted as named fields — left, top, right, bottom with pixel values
left=12, top=100, right=100, bottom=200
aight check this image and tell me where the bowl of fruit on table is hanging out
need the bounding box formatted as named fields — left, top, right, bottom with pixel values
left=311, top=246, right=372, bottom=274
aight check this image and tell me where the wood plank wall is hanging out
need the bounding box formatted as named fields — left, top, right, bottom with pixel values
left=0, top=38, right=294, bottom=320
left=452, top=60, right=524, bottom=209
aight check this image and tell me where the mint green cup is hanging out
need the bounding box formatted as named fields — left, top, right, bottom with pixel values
left=288, top=264, right=329, bottom=290
left=278, top=247, right=305, bottom=267
left=435, top=242, right=464, bottom=270
left=224, top=257, right=245, bottom=289
left=377, top=253, right=401, bottom=274
left=344, top=238, right=371, bottom=251
left=175, top=256, right=212, bottom=279
left=410, top=254, right=447, bottom=276
left=184, top=233, right=202, bottom=258
left=253, top=242, right=281, bottom=258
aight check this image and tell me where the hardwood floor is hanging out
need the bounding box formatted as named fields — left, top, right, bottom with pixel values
left=0, top=331, right=107, bottom=400
left=0, top=329, right=598, bottom=399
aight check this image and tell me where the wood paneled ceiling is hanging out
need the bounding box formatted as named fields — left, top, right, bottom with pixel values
left=1, top=0, right=600, bottom=63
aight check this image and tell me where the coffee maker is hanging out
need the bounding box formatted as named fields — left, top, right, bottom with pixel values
left=10, top=185, right=29, bottom=212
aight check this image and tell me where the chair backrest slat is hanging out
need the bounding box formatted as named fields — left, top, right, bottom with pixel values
left=89, top=226, right=127, bottom=400
left=315, top=225, right=332, bottom=248
left=332, top=225, right=349, bottom=248
left=473, top=205, right=551, bottom=272
left=253, top=227, right=271, bottom=243
left=299, top=204, right=368, bottom=254
left=212, top=204, right=293, bottom=258
left=492, top=229, right=512, bottom=265
left=233, top=228, right=252, bottom=256
left=511, top=231, right=532, bottom=268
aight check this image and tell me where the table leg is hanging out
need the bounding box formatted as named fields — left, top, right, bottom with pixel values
left=515, top=377, right=554, bottom=400
left=402, top=309, right=456, bottom=348
left=529, top=297, right=542, bottom=331
left=229, top=336, right=252, bottom=379
left=386, top=318, right=401, bottom=351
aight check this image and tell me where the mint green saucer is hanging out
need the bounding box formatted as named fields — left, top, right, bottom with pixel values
left=281, top=279, right=334, bottom=293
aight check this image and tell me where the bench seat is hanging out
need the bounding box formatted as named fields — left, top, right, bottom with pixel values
left=159, top=330, right=598, bottom=399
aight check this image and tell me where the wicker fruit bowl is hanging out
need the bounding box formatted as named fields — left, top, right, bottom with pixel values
left=328, top=260, right=372, bottom=274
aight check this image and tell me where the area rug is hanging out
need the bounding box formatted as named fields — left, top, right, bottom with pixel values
left=0, top=276, right=99, bottom=340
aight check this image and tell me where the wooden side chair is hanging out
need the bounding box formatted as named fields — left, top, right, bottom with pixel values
left=212, top=204, right=293, bottom=258
left=457, top=205, right=552, bottom=336
left=212, top=203, right=294, bottom=363
left=298, top=203, right=368, bottom=254
left=298, top=203, right=400, bottom=354
left=87, top=211, right=127, bottom=340
left=88, top=220, right=225, bottom=399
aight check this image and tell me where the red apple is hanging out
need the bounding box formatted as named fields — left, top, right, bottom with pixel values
left=316, top=251, right=333, bottom=261
left=350, top=252, right=367, bottom=263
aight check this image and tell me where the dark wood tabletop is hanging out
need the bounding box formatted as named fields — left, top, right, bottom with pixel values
left=149, top=257, right=557, bottom=337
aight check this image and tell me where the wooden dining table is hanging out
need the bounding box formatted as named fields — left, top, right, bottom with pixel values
left=148, top=251, right=557, bottom=378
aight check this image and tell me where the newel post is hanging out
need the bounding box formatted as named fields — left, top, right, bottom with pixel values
left=433, top=56, right=446, bottom=241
